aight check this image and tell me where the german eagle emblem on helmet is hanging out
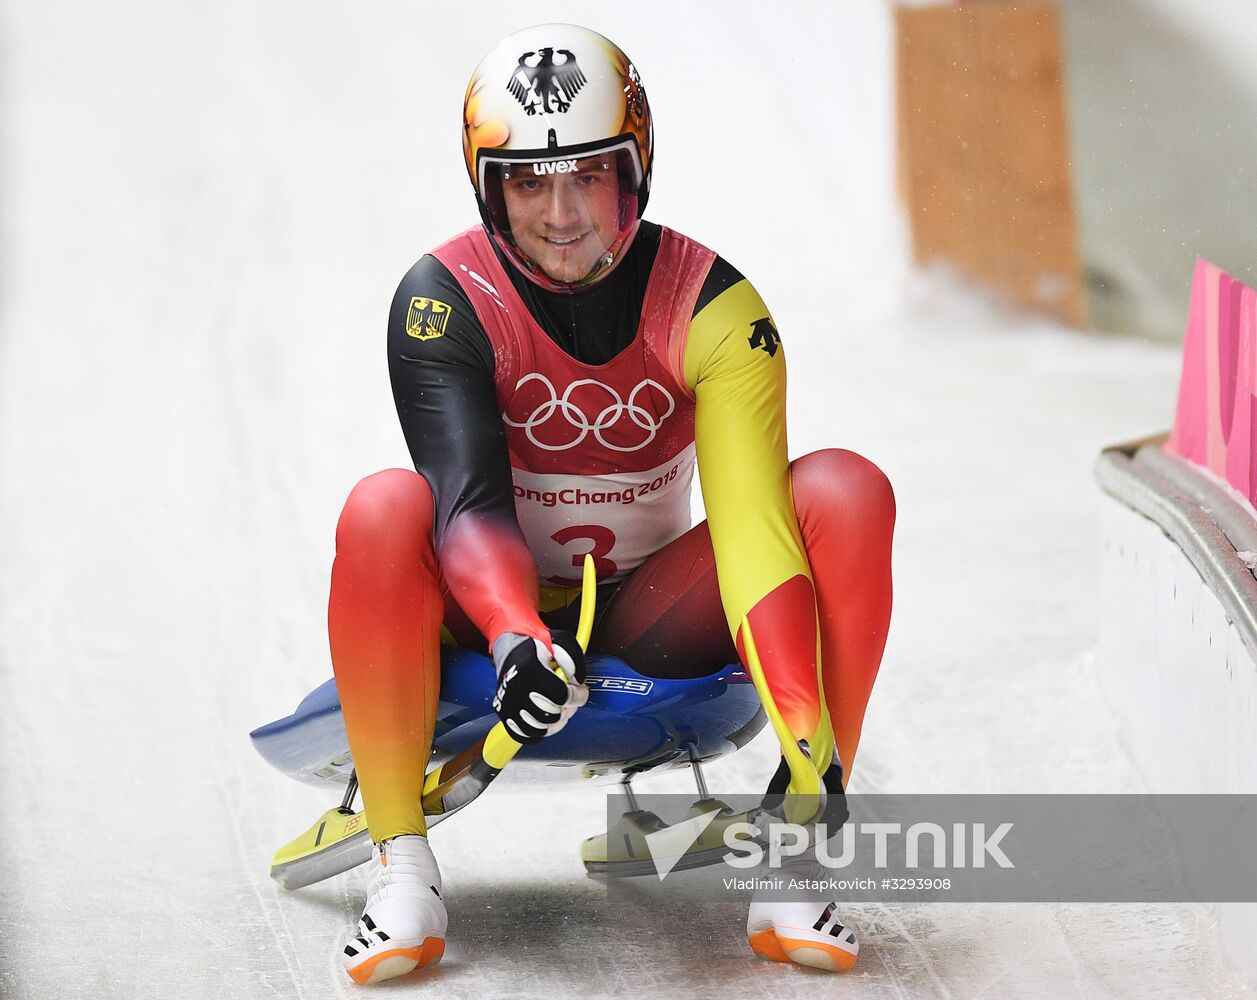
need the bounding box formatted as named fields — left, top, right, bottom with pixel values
left=506, top=48, right=587, bottom=116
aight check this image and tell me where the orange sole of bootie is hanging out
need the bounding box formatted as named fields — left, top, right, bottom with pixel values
left=748, top=928, right=858, bottom=972
left=346, top=935, right=446, bottom=985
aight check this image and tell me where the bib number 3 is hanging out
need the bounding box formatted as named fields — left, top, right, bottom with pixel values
left=550, top=524, right=618, bottom=585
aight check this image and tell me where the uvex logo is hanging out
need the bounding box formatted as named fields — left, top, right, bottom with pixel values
left=533, top=159, right=579, bottom=175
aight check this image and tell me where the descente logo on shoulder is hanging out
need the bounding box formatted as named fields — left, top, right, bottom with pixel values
left=533, top=159, right=579, bottom=175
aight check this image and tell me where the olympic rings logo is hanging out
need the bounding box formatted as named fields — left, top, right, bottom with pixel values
left=504, top=373, right=676, bottom=452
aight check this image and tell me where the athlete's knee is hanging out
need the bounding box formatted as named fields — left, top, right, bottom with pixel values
left=335, top=469, right=435, bottom=553
left=792, top=449, right=896, bottom=528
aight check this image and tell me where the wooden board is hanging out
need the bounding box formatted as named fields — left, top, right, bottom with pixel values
left=896, top=3, right=1087, bottom=328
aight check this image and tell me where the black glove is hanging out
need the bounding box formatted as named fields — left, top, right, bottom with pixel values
left=490, top=630, right=589, bottom=744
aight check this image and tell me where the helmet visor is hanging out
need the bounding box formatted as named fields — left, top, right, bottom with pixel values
left=479, top=140, right=643, bottom=290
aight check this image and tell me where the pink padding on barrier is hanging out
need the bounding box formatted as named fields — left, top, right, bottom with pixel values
left=1167, top=259, right=1257, bottom=509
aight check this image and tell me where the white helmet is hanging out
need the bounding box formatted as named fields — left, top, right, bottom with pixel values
left=462, top=24, right=653, bottom=291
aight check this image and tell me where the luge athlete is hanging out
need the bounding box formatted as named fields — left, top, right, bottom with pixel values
left=328, top=23, right=895, bottom=985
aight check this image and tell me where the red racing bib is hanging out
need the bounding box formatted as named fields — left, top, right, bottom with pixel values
left=432, top=227, right=715, bottom=584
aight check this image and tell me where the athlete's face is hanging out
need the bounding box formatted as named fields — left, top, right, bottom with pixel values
left=501, top=154, right=623, bottom=283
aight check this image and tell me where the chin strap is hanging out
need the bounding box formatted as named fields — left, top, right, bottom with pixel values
left=476, top=196, right=640, bottom=293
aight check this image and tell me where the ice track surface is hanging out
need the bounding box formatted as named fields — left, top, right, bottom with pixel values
left=1, top=2, right=1253, bottom=997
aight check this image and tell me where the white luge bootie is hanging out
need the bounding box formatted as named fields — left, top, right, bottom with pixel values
left=341, top=835, right=447, bottom=985
left=746, top=755, right=859, bottom=972
left=746, top=872, right=860, bottom=972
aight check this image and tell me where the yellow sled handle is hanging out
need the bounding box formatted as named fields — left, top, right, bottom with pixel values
left=474, top=554, right=596, bottom=771
left=574, top=551, right=597, bottom=650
